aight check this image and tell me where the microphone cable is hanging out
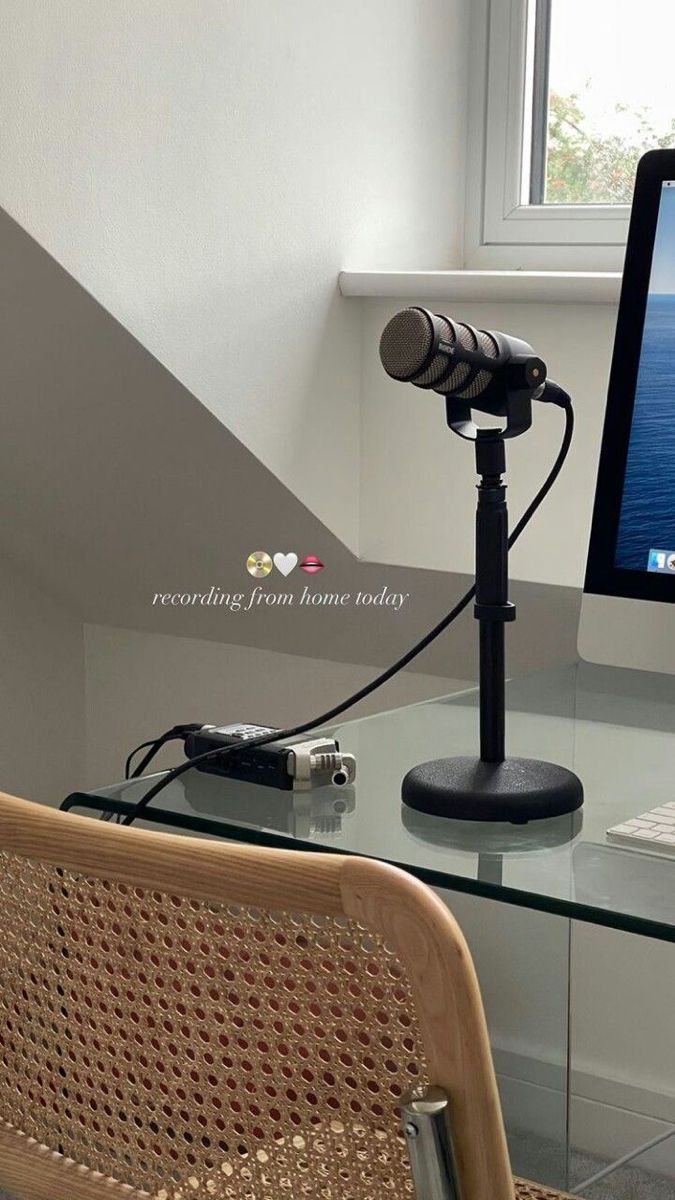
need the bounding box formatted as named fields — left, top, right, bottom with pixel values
left=121, top=391, right=574, bottom=827
left=96, top=724, right=208, bottom=823
left=125, top=724, right=205, bottom=779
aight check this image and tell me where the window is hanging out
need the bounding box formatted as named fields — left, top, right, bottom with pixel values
left=466, top=0, right=675, bottom=270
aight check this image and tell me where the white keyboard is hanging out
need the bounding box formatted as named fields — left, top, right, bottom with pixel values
left=607, top=802, right=675, bottom=855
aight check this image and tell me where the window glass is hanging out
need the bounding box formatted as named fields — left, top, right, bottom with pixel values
left=534, top=0, right=675, bottom=204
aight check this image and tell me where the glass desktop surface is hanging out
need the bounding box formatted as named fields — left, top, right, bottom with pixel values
left=76, top=662, right=675, bottom=943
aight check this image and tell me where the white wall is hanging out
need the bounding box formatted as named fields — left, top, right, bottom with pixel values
left=0, top=0, right=469, bottom=552
left=360, top=297, right=618, bottom=588
left=448, top=892, right=675, bottom=1175
left=0, top=555, right=84, bottom=804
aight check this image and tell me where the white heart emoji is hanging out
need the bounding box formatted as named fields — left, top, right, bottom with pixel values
left=273, top=552, right=298, bottom=577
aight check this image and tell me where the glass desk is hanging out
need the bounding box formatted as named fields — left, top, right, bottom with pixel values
left=62, top=662, right=675, bottom=1194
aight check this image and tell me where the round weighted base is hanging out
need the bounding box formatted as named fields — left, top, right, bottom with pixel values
left=402, top=756, right=584, bottom=824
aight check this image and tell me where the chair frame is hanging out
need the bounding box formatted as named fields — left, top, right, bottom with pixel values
left=401, top=1086, right=461, bottom=1200
left=0, top=790, right=514, bottom=1200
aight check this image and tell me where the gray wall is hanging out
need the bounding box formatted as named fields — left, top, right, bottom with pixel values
left=0, top=553, right=83, bottom=803
left=0, top=208, right=581, bottom=692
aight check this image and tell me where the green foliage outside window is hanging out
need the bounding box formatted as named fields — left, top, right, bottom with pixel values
left=545, top=91, right=675, bottom=204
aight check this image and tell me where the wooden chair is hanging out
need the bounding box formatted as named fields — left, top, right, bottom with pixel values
left=0, top=790, right=575, bottom=1200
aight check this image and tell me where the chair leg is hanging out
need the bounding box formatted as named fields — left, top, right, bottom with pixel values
left=401, top=1087, right=460, bottom=1200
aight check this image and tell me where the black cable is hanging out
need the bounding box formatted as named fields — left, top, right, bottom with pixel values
left=122, top=396, right=574, bottom=827
left=125, top=724, right=205, bottom=779
left=128, top=735, right=177, bottom=779
left=125, top=739, right=159, bottom=779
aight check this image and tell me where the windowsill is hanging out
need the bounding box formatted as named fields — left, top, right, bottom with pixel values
left=338, top=269, right=622, bottom=305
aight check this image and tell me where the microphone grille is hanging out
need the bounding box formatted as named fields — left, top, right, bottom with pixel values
left=435, top=321, right=499, bottom=399
left=379, top=308, right=435, bottom=380
left=412, top=315, right=455, bottom=387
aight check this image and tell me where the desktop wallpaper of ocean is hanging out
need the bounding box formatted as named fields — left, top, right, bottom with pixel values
left=615, top=185, right=675, bottom=572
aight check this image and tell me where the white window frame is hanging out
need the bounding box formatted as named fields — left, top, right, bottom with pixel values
left=465, top=0, right=631, bottom=271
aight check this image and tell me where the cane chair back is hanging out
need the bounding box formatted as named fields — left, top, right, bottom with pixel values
left=0, top=792, right=573, bottom=1200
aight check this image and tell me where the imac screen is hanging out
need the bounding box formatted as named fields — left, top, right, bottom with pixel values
left=616, top=181, right=675, bottom=573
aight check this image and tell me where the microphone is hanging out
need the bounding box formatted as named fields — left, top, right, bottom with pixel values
left=379, top=306, right=547, bottom=409
left=379, top=305, right=583, bottom=824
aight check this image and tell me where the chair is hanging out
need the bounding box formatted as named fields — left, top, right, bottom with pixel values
left=0, top=790, right=575, bottom=1200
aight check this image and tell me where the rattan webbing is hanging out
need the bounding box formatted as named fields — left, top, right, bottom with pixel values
left=0, top=851, right=431, bottom=1199
left=515, top=1181, right=575, bottom=1200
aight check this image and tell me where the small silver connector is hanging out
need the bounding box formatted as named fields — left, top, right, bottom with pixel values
left=287, top=738, right=356, bottom=791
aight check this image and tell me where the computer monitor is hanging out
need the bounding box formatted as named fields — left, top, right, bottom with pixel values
left=579, top=150, right=675, bottom=673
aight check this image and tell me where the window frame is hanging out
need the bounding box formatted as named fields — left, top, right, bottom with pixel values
left=464, top=0, right=631, bottom=270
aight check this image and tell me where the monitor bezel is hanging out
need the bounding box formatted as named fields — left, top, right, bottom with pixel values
left=585, top=150, right=675, bottom=602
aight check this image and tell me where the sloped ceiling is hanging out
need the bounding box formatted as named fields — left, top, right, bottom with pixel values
left=0, top=0, right=471, bottom=551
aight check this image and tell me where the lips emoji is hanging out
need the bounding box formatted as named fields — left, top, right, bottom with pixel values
left=300, top=555, right=324, bottom=574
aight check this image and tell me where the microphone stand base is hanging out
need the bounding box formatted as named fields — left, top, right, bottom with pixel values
left=402, top=756, right=583, bottom=824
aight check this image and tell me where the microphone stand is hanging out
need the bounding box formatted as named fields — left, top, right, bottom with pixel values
left=402, top=386, right=584, bottom=823
left=474, top=429, right=510, bottom=767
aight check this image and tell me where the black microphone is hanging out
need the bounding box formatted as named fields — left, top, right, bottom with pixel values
left=379, top=305, right=583, bottom=824
left=379, top=306, right=547, bottom=409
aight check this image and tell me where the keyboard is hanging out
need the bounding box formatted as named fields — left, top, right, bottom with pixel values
left=607, top=802, right=675, bottom=855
